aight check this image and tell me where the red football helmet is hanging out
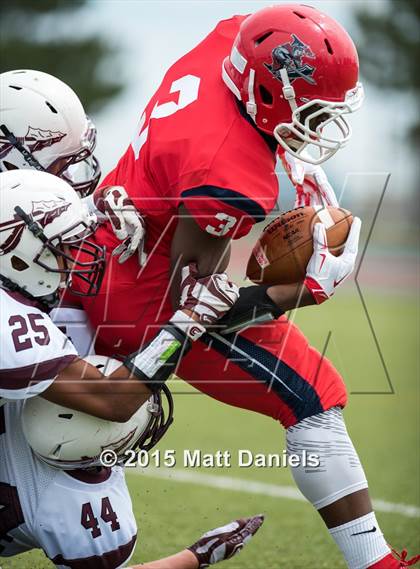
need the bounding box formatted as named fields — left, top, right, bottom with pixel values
left=222, top=5, right=364, bottom=164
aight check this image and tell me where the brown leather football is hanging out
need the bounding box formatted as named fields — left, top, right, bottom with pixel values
left=246, top=206, right=353, bottom=285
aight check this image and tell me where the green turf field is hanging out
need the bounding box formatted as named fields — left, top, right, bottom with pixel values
left=2, top=292, right=419, bottom=569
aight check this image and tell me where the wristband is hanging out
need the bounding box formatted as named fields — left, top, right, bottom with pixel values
left=169, top=309, right=206, bottom=341
left=124, top=326, right=192, bottom=393
left=82, top=194, right=96, bottom=215
left=82, top=193, right=106, bottom=222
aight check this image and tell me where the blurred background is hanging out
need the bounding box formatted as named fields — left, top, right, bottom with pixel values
left=1, top=2, right=419, bottom=567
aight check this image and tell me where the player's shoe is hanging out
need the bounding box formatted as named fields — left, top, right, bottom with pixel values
left=368, top=549, right=420, bottom=568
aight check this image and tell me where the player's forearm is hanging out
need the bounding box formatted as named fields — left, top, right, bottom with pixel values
left=46, top=323, right=190, bottom=422
left=267, top=282, right=316, bottom=311
left=129, top=548, right=198, bottom=569
left=46, top=270, right=236, bottom=422
left=170, top=205, right=231, bottom=309
left=44, top=360, right=153, bottom=422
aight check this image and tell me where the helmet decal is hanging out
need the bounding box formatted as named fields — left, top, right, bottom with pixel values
left=0, top=126, right=66, bottom=160
left=264, top=34, right=317, bottom=85
left=0, top=199, right=71, bottom=255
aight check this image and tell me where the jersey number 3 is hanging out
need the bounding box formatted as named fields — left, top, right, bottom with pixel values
left=206, top=212, right=237, bottom=237
left=132, top=75, right=201, bottom=159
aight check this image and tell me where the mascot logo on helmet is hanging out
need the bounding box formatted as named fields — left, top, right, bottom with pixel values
left=265, top=34, right=317, bottom=85
left=0, top=199, right=71, bottom=255
left=0, top=126, right=66, bottom=160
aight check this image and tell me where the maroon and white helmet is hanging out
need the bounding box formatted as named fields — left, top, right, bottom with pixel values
left=0, top=69, right=100, bottom=196
left=0, top=169, right=105, bottom=303
left=22, top=355, right=174, bottom=470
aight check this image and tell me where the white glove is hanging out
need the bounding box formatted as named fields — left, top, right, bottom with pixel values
left=171, top=263, right=239, bottom=341
left=188, top=515, right=264, bottom=568
left=304, top=218, right=362, bottom=304
left=280, top=150, right=339, bottom=208
left=93, top=185, right=146, bottom=264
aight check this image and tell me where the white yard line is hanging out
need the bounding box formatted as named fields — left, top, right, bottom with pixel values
left=129, top=467, right=420, bottom=519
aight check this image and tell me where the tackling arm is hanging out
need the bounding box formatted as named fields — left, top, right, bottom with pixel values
left=43, top=266, right=239, bottom=423
left=129, top=550, right=198, bottom=569
left=42, top=359, right=152, bottom=423
left=128, top=515, right=264, bottom=569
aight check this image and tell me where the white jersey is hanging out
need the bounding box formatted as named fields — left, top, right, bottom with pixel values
left=0, top=289, right=137, bottom=567
left=50, top=304, right=96, bottom=358
left=0, top=402, right=137, bottom=568
left=0, top=288, right=78, bottom=402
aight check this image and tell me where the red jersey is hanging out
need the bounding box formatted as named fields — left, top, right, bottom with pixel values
left=76, top=17, right=346, bottom=428
left=100, top=15, right=279, bottom=256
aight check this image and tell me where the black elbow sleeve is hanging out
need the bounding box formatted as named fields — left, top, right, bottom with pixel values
left=218, top=285, right=284, bottom=334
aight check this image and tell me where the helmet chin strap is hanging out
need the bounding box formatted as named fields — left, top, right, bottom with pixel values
left=0, top=206, right=59, bottom=309
left=0, top=273, right=58, bottom=310
left=244, top=67, right=298, bottom=122
left=246, top=69, right=257, bottom=121
left=277, top=69, right=306, bottom=152
left=279, top=68, right=298, bottom=113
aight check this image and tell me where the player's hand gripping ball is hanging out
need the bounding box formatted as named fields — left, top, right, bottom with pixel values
left=246, top=206, right=354, bottom=285
left=188, top=514, right=265, bottom=568
left=304, top=218, right=361, bottom=303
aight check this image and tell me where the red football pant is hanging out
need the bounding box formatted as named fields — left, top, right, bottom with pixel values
left=178, top=318, right=347, bottom=428
left=77, top=239, right=347, bottom=428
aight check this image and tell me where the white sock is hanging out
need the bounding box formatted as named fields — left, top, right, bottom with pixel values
left=329, top=512, right=390, bottom=569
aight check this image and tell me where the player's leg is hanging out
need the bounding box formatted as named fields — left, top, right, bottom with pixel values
left=286, top=408, right=398, bottom=569
left=178, top=318, right=418, bottom=568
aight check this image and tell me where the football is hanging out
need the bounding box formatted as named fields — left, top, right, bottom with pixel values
left=246, top=206, right=354, bottom=285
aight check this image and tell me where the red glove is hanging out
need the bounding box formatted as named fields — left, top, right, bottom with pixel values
left=304, top=218, right=362, bottom=304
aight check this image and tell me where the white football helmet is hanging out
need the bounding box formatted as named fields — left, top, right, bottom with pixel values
left=0, top=169, right=105, bottom=303
left=0, top=69, right=100, bottom=196
left=21, top=355, right=174, bottom=470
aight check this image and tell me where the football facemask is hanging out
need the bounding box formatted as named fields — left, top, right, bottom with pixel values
left=13, top=203, right=105, bottom=298
left=274, top=79, right=364, bottom=164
